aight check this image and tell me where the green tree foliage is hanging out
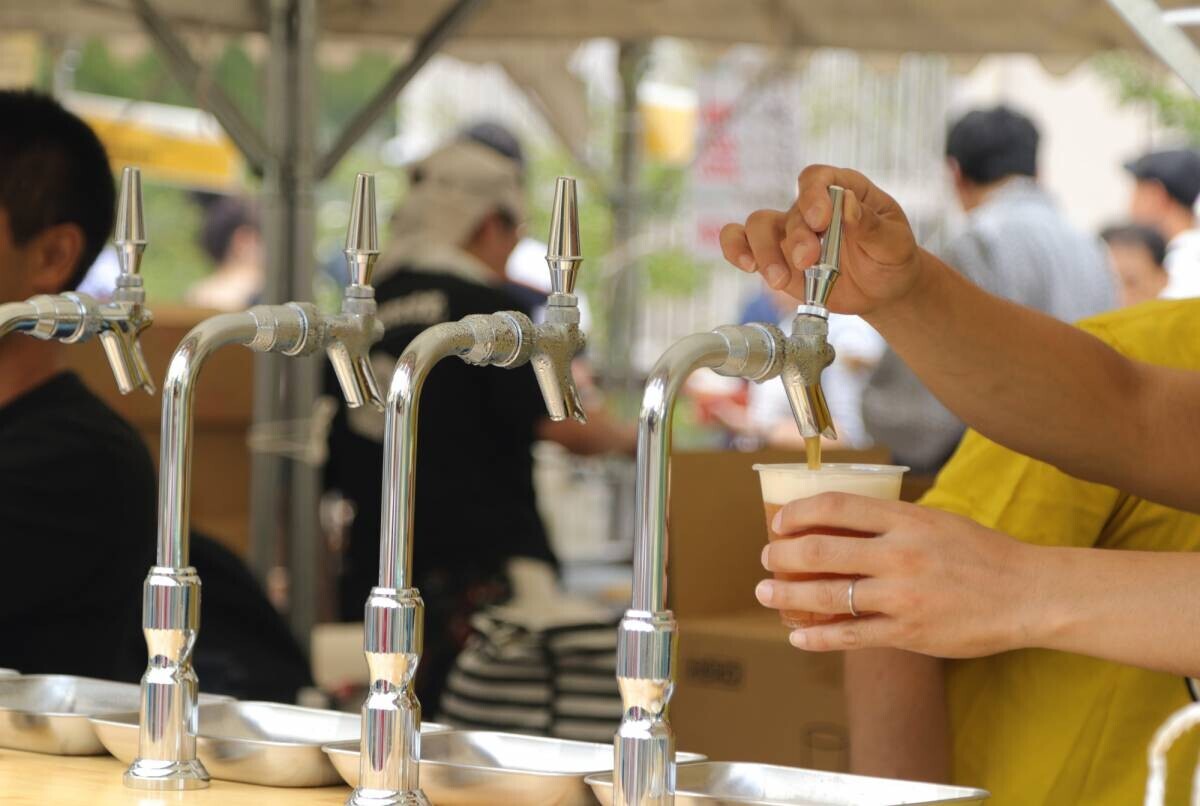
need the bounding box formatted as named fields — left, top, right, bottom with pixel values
left=1094, top=52, right=1200, bottom=143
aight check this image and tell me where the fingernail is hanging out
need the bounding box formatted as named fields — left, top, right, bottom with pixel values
left=791, top=245, right=808, bottom=269
left=761, top=544, right=771, bottom=568
left=789, top=630, right=808, bottom=649
left=805, top=205, right=823, bottom=226
left=772, top=510, right=783, bottom=532
left=738, top=255, right=755, bottom=272
left=755, top=580, right=774, bottom=603
left=764, top=263, right=788, bottom=288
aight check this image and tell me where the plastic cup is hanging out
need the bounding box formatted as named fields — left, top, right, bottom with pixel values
left=753, top=463, right=908, bottom=628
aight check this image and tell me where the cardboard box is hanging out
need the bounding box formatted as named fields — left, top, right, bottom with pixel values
left=673, top=608, right=848, bottom=770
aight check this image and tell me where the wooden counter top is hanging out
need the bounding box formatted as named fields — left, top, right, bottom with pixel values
left=0, top=748, right=349, bottom=805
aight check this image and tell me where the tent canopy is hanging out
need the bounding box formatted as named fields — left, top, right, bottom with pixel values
left=2, top=0, right=1195, bottom=56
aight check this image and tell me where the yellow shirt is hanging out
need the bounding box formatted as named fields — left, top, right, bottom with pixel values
left=920, top=299, right=1200, bottom=806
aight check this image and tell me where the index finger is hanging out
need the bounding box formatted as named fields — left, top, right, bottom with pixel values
left=775, top=492, right=913, bottom=536
left=795, top=165, right=886, bottom=233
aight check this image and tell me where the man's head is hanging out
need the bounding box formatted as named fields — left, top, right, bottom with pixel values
left=199, top=196, right=262, bottom=269
left=1101, top=223, right=1169, bottom=307
left=389, top=131, right=526, bottom=278
left=1124, top=149, right=1200, bottom=242
left=945, top=106, right=1039, bottom=212
left=0, top=90, right=115, bottom=304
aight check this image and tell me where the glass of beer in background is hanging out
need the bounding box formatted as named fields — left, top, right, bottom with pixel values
left=753, top=463, right=908, bottom=628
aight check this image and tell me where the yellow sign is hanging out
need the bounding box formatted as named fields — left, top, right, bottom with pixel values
left=82, top=114, right=243, bottom=191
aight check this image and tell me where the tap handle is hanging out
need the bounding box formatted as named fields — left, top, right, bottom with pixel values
left=114, top=167, right=147, bottom=279
left=345, top=172, right=379, bottom=288
left=545, top=176, right=582, bottom=296
left=803, top=185, right=845, bottom=310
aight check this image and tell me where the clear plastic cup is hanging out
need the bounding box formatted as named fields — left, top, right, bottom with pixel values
left=753, top=463, right=908, bottom=628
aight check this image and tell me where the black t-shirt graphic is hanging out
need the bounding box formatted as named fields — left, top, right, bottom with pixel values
left=326, top=268, right=558, bottom=621
left=0, top=372, right=155, bottom=680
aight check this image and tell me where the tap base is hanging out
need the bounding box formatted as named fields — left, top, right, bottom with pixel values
left=346, top=789, right=431, bottom=806
left=123, top=757, right=210, bottom=790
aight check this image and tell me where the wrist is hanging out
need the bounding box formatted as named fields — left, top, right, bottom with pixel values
left=864, top=248, right=945, bottom=332
left=1011, top=543, right=1076, bottom=651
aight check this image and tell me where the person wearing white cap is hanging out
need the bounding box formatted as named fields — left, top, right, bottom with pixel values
left=324, top=130, right=634, bottom=715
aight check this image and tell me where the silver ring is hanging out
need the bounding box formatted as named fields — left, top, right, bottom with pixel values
left=847, top=578, right=860, bottom=618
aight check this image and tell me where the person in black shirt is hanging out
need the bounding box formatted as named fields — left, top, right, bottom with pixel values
left=0, top=90, right=153, bottom=680
left=325, top=130, right=634, bottom=711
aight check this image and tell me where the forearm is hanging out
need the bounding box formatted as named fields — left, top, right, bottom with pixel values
left=1023, top=544, right=1200, bottom=677
left=869, top=251, right=1200, bottom=511
left=537, top=412, right=637, bottom=456
left=844, top=649, right=948, bottom=782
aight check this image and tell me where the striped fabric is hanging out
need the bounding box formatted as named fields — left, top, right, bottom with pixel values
left=439, top=610, right=623, bottom=742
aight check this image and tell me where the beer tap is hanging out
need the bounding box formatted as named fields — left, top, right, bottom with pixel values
left=613, top=188, right=846, bottom=805
left=347, top=176, right=587, bottom=806
left=0, top=166, right=154, bottom=394
left=123, top=173, right=386, bottom=791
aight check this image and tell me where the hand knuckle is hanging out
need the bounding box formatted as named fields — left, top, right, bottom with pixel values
left=798, top=536, right=825, bottom=567
left=812, top=581, right=836, bottom=612
left=837, top=622, right=862, bottom=649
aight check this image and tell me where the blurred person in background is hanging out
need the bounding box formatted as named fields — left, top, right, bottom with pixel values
left=1125, top=148, right=1200, bottom=298
left=1101, top=223, right=1169, bottom=307
left=862, top=106, right=1115, bottom=473
left=0, top=89, right=152, bottom=680
left=186, top=195, right=264, bottom=310
left=325, top=126, right=635, bottom=714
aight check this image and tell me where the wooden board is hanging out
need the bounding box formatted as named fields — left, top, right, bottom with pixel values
left=0, top=748, right=350, bottom=804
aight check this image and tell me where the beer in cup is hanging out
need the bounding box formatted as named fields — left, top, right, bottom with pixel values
left=753, top=463, right=908, bottom=628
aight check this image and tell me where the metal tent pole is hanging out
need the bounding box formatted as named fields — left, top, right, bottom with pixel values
left=255, top=0, right=320, bottom=647
left=606, top=40, right=648, bottom=392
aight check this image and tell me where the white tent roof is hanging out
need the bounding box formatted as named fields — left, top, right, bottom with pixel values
left=1, top=0, right=1195, bottom=56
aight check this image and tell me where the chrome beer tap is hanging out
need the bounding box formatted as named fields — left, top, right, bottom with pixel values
left=0, top=166, right=154, bottom=394
left=613, top=187, right=846, bottom=806
left=347, top=176, right=587, bottom=806
left=124, top=173, right=386, bottom=791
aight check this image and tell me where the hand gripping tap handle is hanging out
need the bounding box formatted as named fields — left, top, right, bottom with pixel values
left=534, top=177, right=588, bottom=423
left=329, top=173, right=385, bottom=410
left=103, top=166, right=155, bottom=395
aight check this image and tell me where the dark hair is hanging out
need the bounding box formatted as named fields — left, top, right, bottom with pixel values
left=1101, top=223, right=1168, bottom=268
left=0, top=90, right=115, bottom=291
left=199, top=196, right=260, bottom=263
left=946, top=106, right=1039, bottom=185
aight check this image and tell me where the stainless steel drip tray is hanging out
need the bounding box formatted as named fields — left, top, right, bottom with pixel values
left=587, top=762, right=989, bottom=805
left=325, top=730, right=705, bottom=806
left=0, top=674, right=228, bottom=756
left=92, top=701, right=434, bottom=788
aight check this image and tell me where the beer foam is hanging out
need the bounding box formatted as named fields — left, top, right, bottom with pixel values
left=754, top=463, right=906, bottom=505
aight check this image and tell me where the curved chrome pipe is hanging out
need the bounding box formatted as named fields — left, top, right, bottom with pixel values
left=0, top=303, right=36, bottom=339
left=631, top=333, right=730, bottom=614
left=379, top=324, right=475, bottom=590
left=124, top=312, right=256, bottom=792
left=157, top=313, right=259, bottom=568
